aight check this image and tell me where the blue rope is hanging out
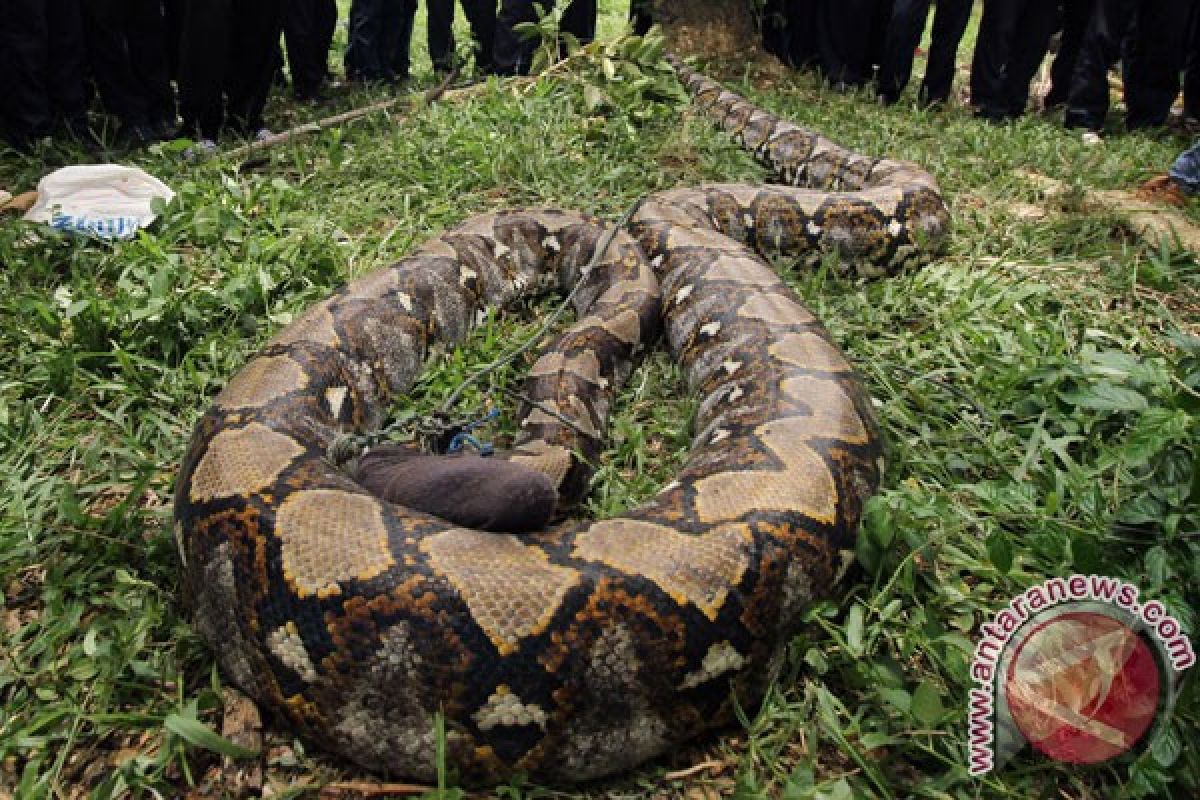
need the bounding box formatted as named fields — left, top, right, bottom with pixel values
left=444, top=408, right=499, bottom=456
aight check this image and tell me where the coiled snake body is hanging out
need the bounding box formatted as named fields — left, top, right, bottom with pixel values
left=175, top=60, right=950, bottom=782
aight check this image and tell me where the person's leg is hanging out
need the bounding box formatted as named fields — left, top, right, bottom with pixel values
left=460, top=0, right=497, bottom=72
left=560, top=0, right=597, bottom=46
left=82, top=0, right=151, bottom=131
left=786, top=0, right=820, bottom=69
left=877, top=0, right=933, bottom=104
left=1065, top=0, right=1135, bottom=130
left=225, top=0, right=284, bottom=136
left=427, top=0, right=456, bottom=72
left=1123, top=0, right=1189, bottom=130
left=388, top=0, right=419, bottom=82
left=316, top=0, right=337, bottom=83
left=815, top=0, right=875, bottom=88
left=1183, top=2, right=1200, bottom=121
left=970, top=0, right=1018, bottom=119
left=284, top=0, right=319, bottom=99
left=630, top=0, right=653, bottom=35
left=866, top=0, right=895, bottom=79
left=127, top=0, right=176, bottom=130
left=762, top=0, right=790, bottom=62
left=346, top=0, right=385, bottom=80
left=1045, top=0, right=1093, bottom=109
left=1001, top=0, right=1060, bottom=118
left=919, top=0, right=971, bottom=106
left=47, top=0, right=90, bottom=134
left=163, top=0, right=184, bottom=81
left=494, top=0, right=547, bottom=76
left=1, top=0, right=54, bottom=145
left=179, top=0, right=231, bottom=139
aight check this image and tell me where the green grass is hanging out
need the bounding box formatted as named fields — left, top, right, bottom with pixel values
left=1, top=1, right=1198, bottom=797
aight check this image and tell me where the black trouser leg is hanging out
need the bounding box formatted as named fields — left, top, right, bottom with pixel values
left=1124, top=0, right=1189, bottom=129
left=1002, top=0, right=1059, bottom=117
left=970, top=0, right=1019, bottom=118
left=128, top=0, right=176, bottom=126
left=461, top=0, right=497, bottom=72
left=920, top=0, right=971, bottom=105
left=225, top=0, right=284, bottom=134
left=1045, top=0, right=1093, bottom=108
left=83, top=0, right=150, bottom=128
left=561, top=0, right=597, bottom=45
left=788, top=0, right=820, bottom=68
left=762, top=0, right=815, bottom=68
left=630, top=0, right=653, bottom=35
left=163, top=0, right=184, bottom=81
left=816, top=0, right=876, bottom=87
left=285, top=0, right=336, bottom=98
left=347, top=0, right=387, bottom=79
left=877, top=0, right=933, bottom=103
left=494, top=0, right=545, bottom=76
left=47, top=0, right=88, bottom=129
left=1065, top=0, right=1135, bottom=129
left=427, top=0, right=456, bottom=71
left=1185, top=2, right=1200, bottom=120
left=762, top=0, right=789, bottom=62
left=1, top=0, right=53, bottom=142
left=866, top=0, right=895, bottom=76
left=388, top=0, right=419, bottom=80
left=179, top=0, right=231, bottom=139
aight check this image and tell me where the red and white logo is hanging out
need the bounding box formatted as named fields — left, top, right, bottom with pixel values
left=967, top=576, right=1193, bottom=774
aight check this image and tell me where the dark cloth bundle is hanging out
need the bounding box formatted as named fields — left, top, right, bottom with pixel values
left=353, top=443, right=557, bottom=532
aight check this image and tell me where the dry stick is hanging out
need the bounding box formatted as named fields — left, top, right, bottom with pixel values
left=318, top=782, right=434, bottom=799
left=223, top=45, right=605, bottom=163
left=221, top=67, right=463, bottom=163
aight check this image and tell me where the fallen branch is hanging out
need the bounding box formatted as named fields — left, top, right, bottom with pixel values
left=222, top=68, right=466, bottom=163
left=663, top=758, right=729, bottom=780
left=318, top=781, right=434, bottom=799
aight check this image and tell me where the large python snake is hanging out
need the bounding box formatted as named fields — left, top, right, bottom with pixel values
left=174, top=59, right=950, bottom=783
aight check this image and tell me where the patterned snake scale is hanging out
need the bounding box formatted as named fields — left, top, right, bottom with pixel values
left=174, top=59, right=950, bottom=783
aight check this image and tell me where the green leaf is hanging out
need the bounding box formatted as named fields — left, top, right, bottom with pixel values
left=1060, top=382, right=1149, bottom=412
left=878, top=687, right=911, bottom=713
left=601, top=56, right=616, bottom=82
left=844, top=603, right=865, bottom=657
left=164, top=713, right=260, bottom=759
left=1124, top=409, right=1194, bottom=465
left=986, top=531, right=1013, bottom=573
left=911, top=680, right=944, bottom=726
left=1151, top=725, right=1182, bottom=767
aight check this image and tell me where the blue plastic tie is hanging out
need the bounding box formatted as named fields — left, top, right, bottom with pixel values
left=445, top=408, right=499, bottom=456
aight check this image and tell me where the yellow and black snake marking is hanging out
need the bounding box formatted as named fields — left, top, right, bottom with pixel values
left=174, top=61, right=951, bottom=783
